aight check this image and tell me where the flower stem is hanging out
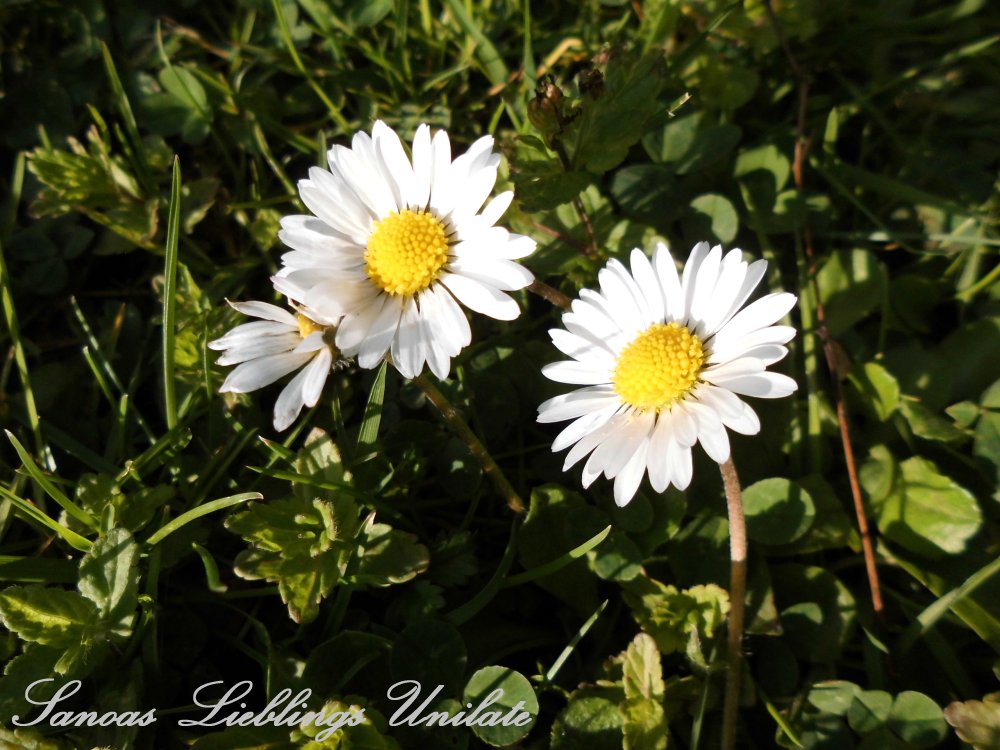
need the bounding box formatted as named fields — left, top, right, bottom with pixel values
left=412, top=373, right=526, bottom=514
left=720, top=457, right=746, bottom=750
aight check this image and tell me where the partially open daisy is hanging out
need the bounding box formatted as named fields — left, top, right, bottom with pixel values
left=275, top=120, right=536, bottom=380
left=209, top=298, right=342, bottom=431
left=538, top=242, right=798, bottom=506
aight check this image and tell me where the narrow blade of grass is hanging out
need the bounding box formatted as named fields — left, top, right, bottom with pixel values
left=503, top=525, right=611, bottom=587
left=5, top=430, right=96, bottom=529
left=0, top=155, right=54, bottom=471
left=443, top=0, right=509, bottom=87
left=542, top=599, right=607, bottom=684
left=162, top=156, right=182, bottom=430
left=100, top=41, right=152, bottom=193
left=146, top=492, right=261, bottom=547
left=356, top=361, right=387, bottom=455
left=897, top=553, right=1000, bottom=655
left=0, top=485, right=92, bottom=552
left=191, top=542, right=228, bottom=593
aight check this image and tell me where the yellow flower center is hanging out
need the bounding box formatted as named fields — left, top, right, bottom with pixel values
left=297, top=313, right=325, bottom=339
left=364, top=209, right=450, bottom=296
left=613, top=322, right=705, bottom=411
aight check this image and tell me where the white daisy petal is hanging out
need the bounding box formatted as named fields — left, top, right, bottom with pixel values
left=357, top=298, right=404, bottom=369
left=439, top=273, right=520, bottom=321
left=409, top=123, right=432, bottom=209
left=221, top=351, right=313, bottom=393
left=227, top=301, right=297, bottom=326
left=391, top=297, right=425, bottom=379
left=541, top=360, right=613, bottom=385
left=538, top=386, right=619, bottom=424
left=538, top=241, right=798, bottom=497
left=710, top=371, right=798, bottom=399
left=273, top=366, right=310, bottom=432
left=300, top=346, right=333, bottom=407
left=215, top=333, right=301, bottom=365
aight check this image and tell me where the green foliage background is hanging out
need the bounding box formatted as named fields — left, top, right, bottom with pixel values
left=1, top=0, right=999, bottom=748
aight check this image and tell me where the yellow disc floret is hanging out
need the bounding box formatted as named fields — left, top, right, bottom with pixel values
left=613, top=322, right=705, bottom=411
left=364, top=209, right=450, bottom=296
left=297, top=313, right=325, bottom=339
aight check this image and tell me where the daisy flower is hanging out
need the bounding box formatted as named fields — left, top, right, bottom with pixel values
left=537, top=242, right=798, bottom=507
left=274, top=120, right=536, bottom=380
left=209, top=296, right=342, bottom=432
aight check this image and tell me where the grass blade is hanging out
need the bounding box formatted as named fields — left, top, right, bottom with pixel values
left=146, top=492, right=261, bottom=547
left=0, top=154, right=54, bottom=471
left=442, top=0, right=509, bottom=87
left=0, top=485, right=92, bottom=552
left=356, top=361, right=387, bottom=454
left=503, top=525, right=611, bottom=587
left=5, top=430, right=96, bottom=530
left=162, top=156, right=182, bottom=430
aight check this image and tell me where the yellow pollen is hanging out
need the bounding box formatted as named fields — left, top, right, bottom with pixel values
left=297, top=313, right=325, bottom=339
left=364, top=209, right=449, bottom=296
left=613, top=322, right=705, bottom=411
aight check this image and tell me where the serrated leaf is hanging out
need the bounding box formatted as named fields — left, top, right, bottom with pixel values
left=622, top=633, right=664, bottom=702
left=551, top=694, right=623, bottom=750
left=569, top=51, right=666, bottom=174
left=621, top=697, right=667, bottom=750
left=945, top=698, right=1000, bottom=749
left=354, top=520, right=430, bottom=587
left=510, top=135, right=592, bottom=212
left=622, top=575, right=729, bottom=654
left=0, top=587, right=100, bottom=647
left=78, top=529, right=139, bottom=638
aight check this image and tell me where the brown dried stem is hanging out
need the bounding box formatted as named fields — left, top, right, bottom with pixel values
left=413, top=373, right=525, bottom=514
left=761, top=0, right=885, bottom=622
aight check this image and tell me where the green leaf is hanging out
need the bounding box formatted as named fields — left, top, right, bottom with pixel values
left=734, top=142, right=791, bottom=192
left=568, top=51, right=666, bottom=174
left=742, top=478, right=816, bottom=545
left=945, top=698, right=1000, bottom=749
left=462, top=666, right=538, bottom=747
left=0, top=586, right=100, bottom=647
left=357, top=362, right=388, bottom=453
left=147, top=491, right=260, bottom=547
left=294, top=428, right=351, bottom=502
left=849, top=362, right=900, bottom=421
left=510, top=136, right=592, bottom=212
left=622, top=633, right=664, bottom=702
left=868, top=453, right=982, bottom=558
left=621, top=697, right=667, bottom=750
left=609, top=165, right=681, bottom=229
left=622, top=575, right=729, bottom=654
left=78, top=528, right=139, bottom=638
left=899, top=400, right=967, bottom=443
left=161, top=156, right=181, bottom=429
left=887, top=692, right=947, bottom=747
left=817, top=249, right=887, bottom=336
left=686, top=193, right=738, bottom=243
left=589, top=530, right=642, bottom=582
left=353, top=517, right=430, bottom=587
left=848, top=690, right=893, bottom=734
left=228, top=495, right=357, bottom=624
left=551, top=694, right=624, bottom=750
left=808, top=680, right=861, bottom=716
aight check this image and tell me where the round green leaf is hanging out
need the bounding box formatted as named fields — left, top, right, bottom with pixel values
left=687, top=193, right=738, bottom=243
left=743, top=478, right=816, bottom=545
left=848, top=690, right=893, bottom=734
left=551, top=694, right=623, bottom=750
left=888, top=692, right=947, bottom=747
left=807, top=681, right=860, bottom=716
left=462, top=666, right=538, bottom=746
